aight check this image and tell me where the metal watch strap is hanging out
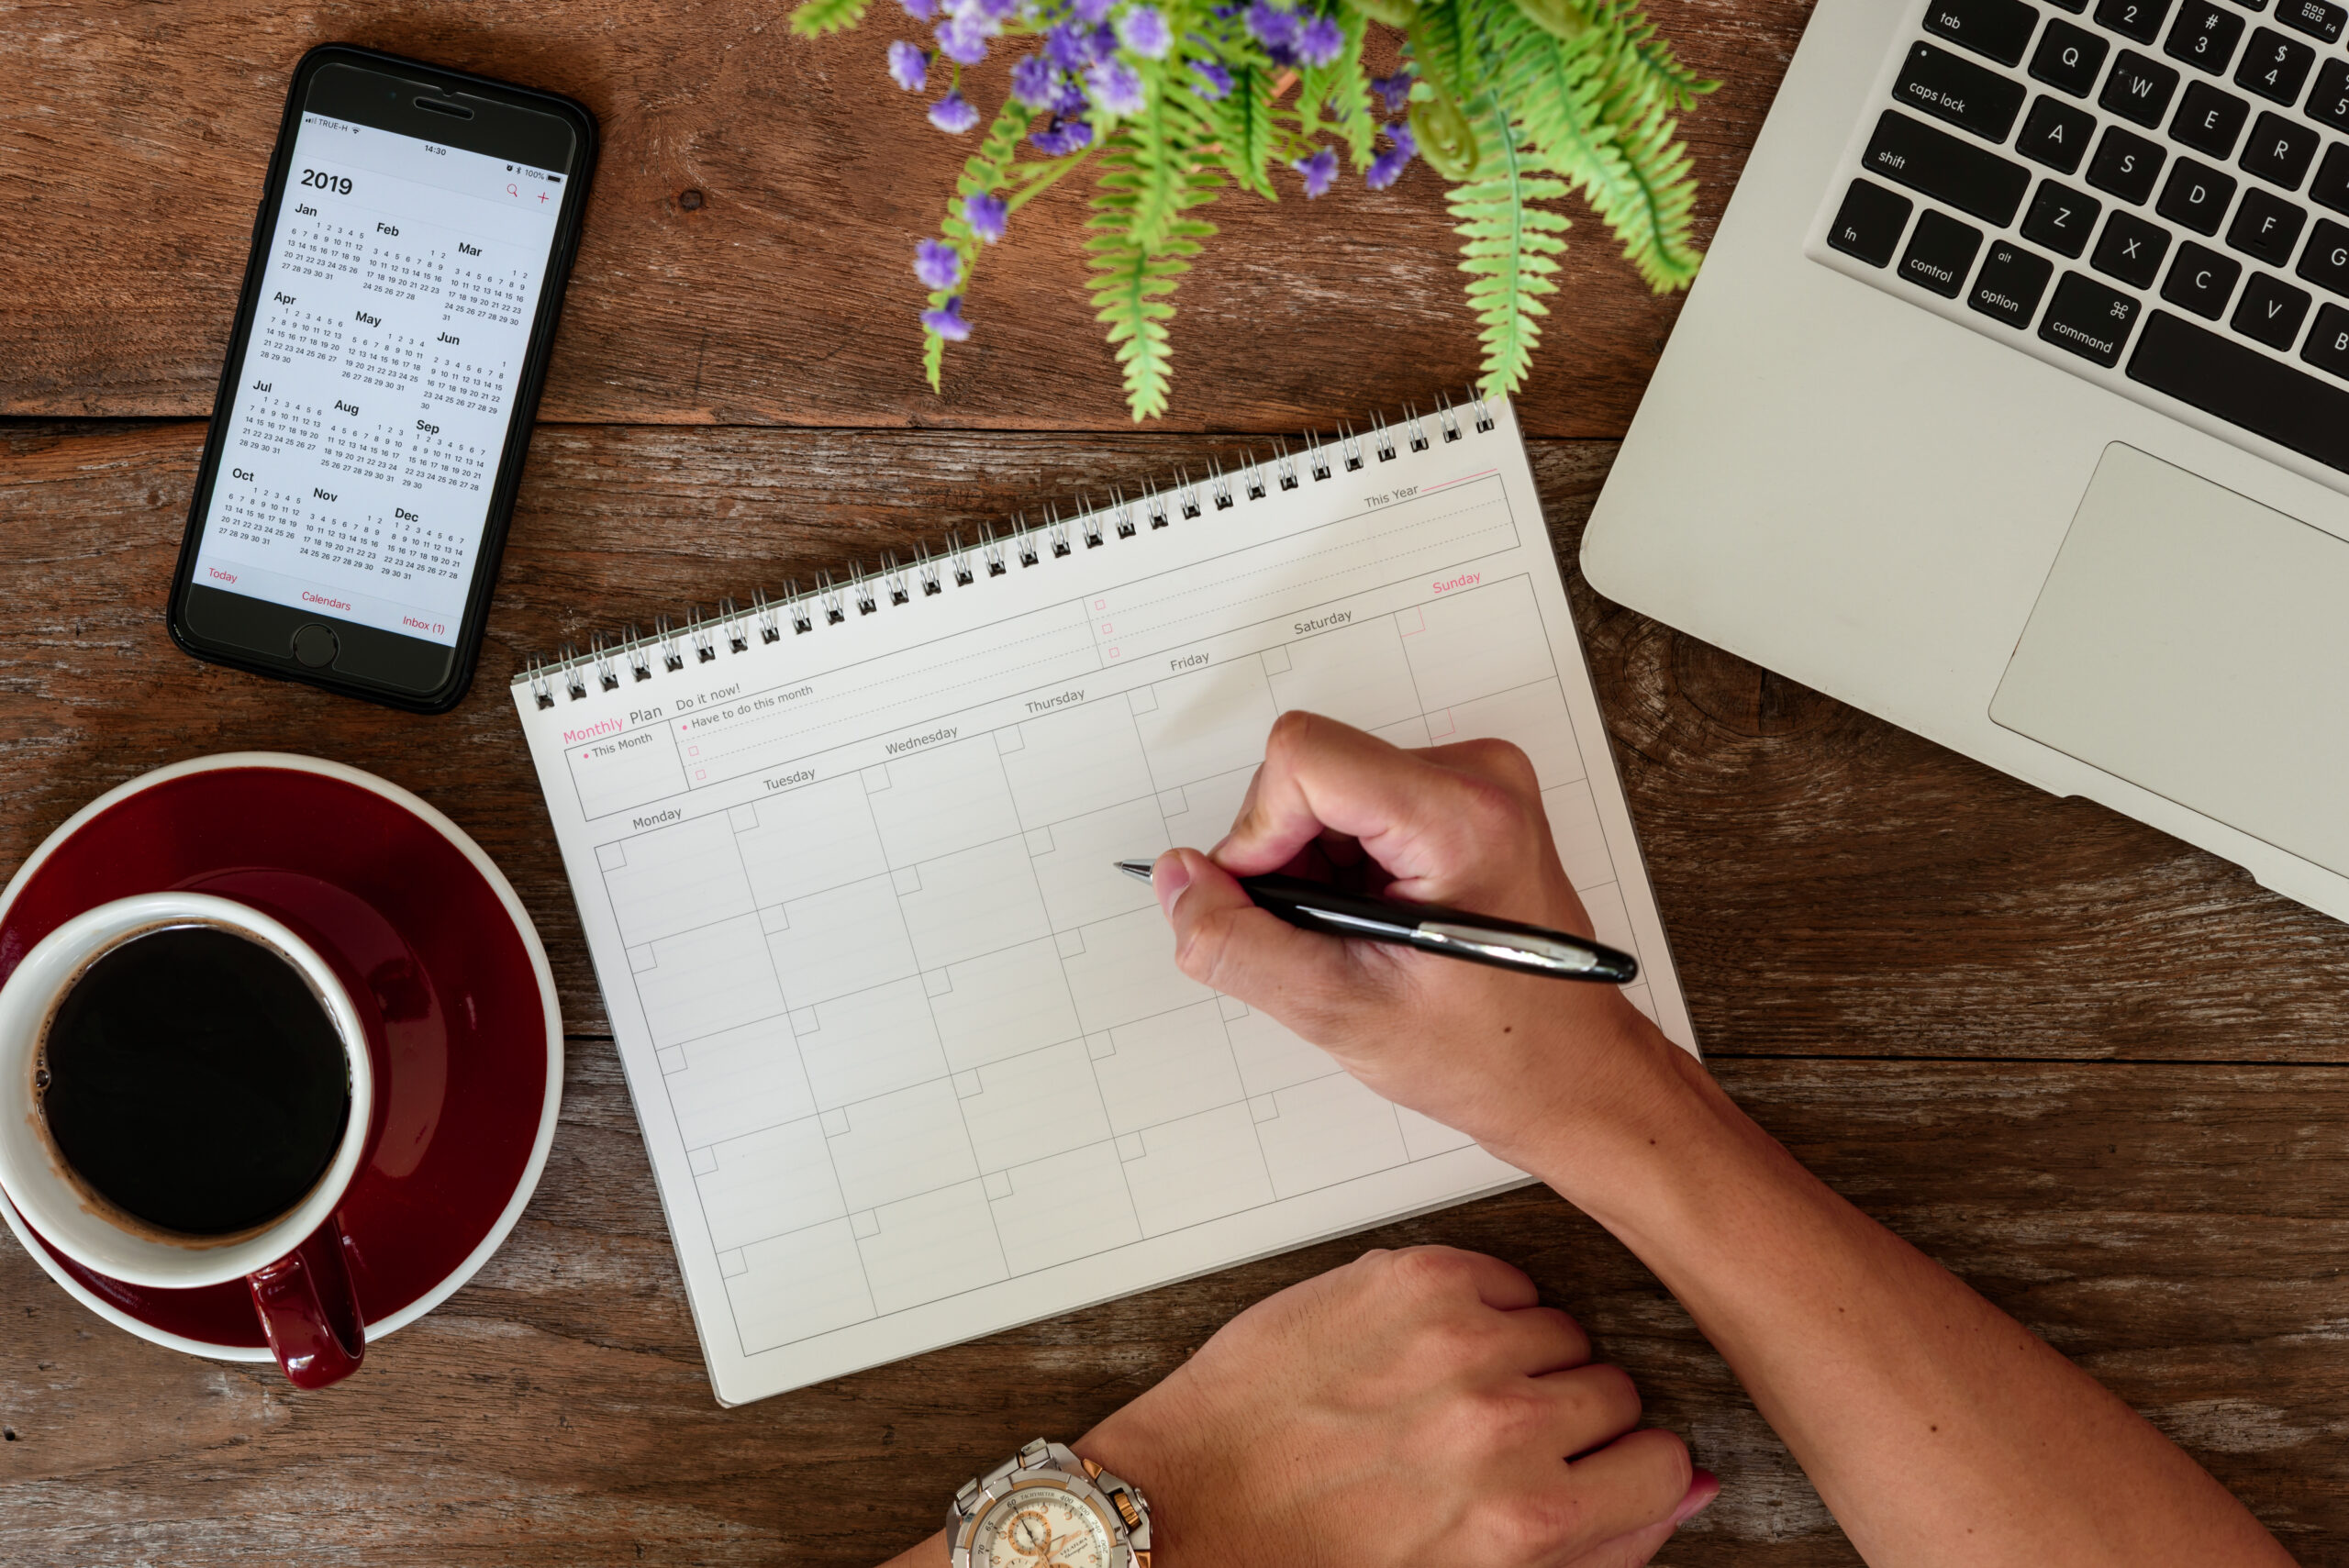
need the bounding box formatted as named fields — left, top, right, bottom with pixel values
left=947, top=1438, right=1153, bottom=1568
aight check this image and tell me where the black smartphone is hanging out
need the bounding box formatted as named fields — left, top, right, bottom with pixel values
left=168, top=44, right=597, bottom=713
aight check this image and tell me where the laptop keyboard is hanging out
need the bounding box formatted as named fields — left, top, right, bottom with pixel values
left=1811, top=0, right=2349, bottom=479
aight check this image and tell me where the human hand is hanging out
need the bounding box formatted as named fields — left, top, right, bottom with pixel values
left=1077, top=1245, right=1715, bottom=1568
left=1152, top=712, right=1688, bottom=1167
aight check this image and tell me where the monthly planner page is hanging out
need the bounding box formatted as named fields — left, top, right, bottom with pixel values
left=514, top=402, right=1693, bottom=1405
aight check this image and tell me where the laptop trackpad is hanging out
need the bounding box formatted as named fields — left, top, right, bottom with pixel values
left=1990, top=443, right=2349, bottom=877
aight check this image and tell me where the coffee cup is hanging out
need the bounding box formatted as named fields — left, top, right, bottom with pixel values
left=0, top=891, right=376, bottom=1388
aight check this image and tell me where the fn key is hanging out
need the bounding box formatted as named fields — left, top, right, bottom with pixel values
left=1828, top=179, right=1914, bottom=267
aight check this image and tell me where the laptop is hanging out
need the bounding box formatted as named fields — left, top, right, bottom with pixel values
left=1582, top=0, right=2349, bottom=921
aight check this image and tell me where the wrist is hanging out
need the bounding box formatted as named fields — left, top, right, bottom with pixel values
left=1076, top=1380, right=1214, bottom=1565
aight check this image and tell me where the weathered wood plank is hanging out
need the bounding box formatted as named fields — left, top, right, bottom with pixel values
left=6, top=419, right=2345, bottom=1062
left=0, top=0, right=1806, bottom=433
left=1, top=1055, right=2340, bottom=1565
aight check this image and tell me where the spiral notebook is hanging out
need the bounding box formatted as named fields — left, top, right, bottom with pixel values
left=509, top=398, right=1693, bottom=1406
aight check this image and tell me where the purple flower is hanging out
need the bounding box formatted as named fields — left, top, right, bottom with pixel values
left=1086, top=59, right=1146, bottom=116
left=1245, top=0, right=1297, bottom=51
left=1366, top=121, right=1416, bottom=189
left=1292, top=145, right=1338, bottom=197
left=1296, top=12, right=1343, bottom=66
left=963, top=192, right=1008, bottom=242
left=935, top=13, right=993, bottom=63
left=1072, top=0, right=1113, bottom=21
left=1188, top=59, right=1233, bottom=99
left=916, top=239, right=964, bottom=290
left=928, top=88, right=982, bottom=132
left=888, top=39, right=930, bottom=90
left=1045, top=20, right=1095, bottom=71
left=921, top=296, right=973, bottom=340
left=899, top=0, right=937, bottom=18
left=1370, top=70, right=1412, bottom=113
left=1117, top=5, right=1172, bottom=58
left=1053, top=77, right=1091, bottom=116
left=1030, top=114, right=1095, bottom=154
left=975, top=0, right=1022, bottom=19
left=1010, top=53, right=1060, bottom=107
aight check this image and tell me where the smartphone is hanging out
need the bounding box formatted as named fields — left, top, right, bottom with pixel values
left=168, top=44, right=597, bottom=713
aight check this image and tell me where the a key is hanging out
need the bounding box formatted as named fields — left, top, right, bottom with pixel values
left=2031, top=18, right=2110, bottom=94
left=2023, top=178, right=2106, bottom=255
left=1899, top=208, right=1987, bottom=295
left=2227, top=185, right=2310, bottom=262
left=2096, top=207, right=2176, bottom=284
left=2170, top=80, right=2251, bottom=156
left=2160, top=239, right=2244, bottom=316
left=1828, top=179, right=1914, bottom=267
left=2232, top=271, right=2313, bottom=346
left=1969, top=237, right=2059, bottom=322
left=2156, top=155, right=2238, bottom=231
left=2239, top=110, right=2321, bottom=187
left=2020, top=95, right=2099, bottom=170
left=1925, top=0, right=2044, bottom=64
left=1862, top=110, right=2034, bottom=224
left=2294, top=215, right=2349, bottom=295
left=2100, top=50, right=2184, bottom=126
left=2165, top=3, right=2246, bottom=72
left=2042, top=269, right=2144, bottom=362
left=2087, top=124, right=2170, bottom=201
left=1897, top=41, right=2031, bottom=140
left=2232, top=28, right=2315, bottom=105
left=2275, top=0, right=2346, bottom=43
left=2096, top=0, right=2177, bottom=44
left=2126, top=308, right=2349, bottom=472
left=2301, top=300, right=2349, bottom=373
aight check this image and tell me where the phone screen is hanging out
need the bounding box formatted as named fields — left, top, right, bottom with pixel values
left=191, top=108, right=566, bottom=648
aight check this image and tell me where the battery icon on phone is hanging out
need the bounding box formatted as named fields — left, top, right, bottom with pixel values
left=547, top=174, right=562, bottom=183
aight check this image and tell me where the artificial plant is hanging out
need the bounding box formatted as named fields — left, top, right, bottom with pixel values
left=791, top=0, right=1714, bottom=418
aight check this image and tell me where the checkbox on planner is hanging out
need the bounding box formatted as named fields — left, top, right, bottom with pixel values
left=689, top=1146, right=719, bottom=1176
left=1250, top=1095, right=1279, bottom=1123
left=729, top=804, right=759, bottom=832
left=658, top=1047, right=686, bottom=1074
left=1127, top=685, right=1159, bottom=716
left=1117, top=1133, right=1146, bottom=1161
left=695, top=769, right=707, bottom=781
left=863, top=764, right=892, bottom=793
left=924, top=968, right=952, bottom=997
left=1156, top=787, right=1186, bottom=816
left=821, top=1107, right=852, bottom=1137
left=892, top=865, right=923, bottom=895
left=791, top=1006, right=820, bottom=1035
left=1428, top=707, right=1457, bottom=739
left=596, top=841, right=628, bottom=871
left=996, top=728, right=1026, bottom=754
left=1218, top=995, right=1250, bottom=1021
left=628, top=944, right=657, bottom=973
left=1086, top=1032, right=1115, bottom=1060
left=1054, top=928, right=1087, bottom=958
left=760, top=905, right=792, bottom=935
left=718, top=1249, right=748, bottom=1278
left=688, top=745, right=700, bottom=757
left=1261, top=644, right=1293, bottom=674
left=1025, top=827, right=1055, bottom=856
left=984, top=1170, right=1015, bottom=1201
left=851, top=1209, right=881, bottom=1240
left=954, top=1071, right=984, bottom=1098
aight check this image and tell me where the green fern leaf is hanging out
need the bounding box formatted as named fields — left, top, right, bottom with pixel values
left=787, top=0, right=870, bottom=37
left=1407, top=0, right=1494, bottom=108
left=1298, top=7, right=1375, bottom=164
left=1448, top=99, right=1572, bottom=399
left=1086, top=105, right=1221, bottom=420
left=1588, top=0, right=1716, bottom=112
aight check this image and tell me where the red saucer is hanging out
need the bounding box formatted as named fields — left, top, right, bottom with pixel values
left=0, top=754, right=560, bottom=1360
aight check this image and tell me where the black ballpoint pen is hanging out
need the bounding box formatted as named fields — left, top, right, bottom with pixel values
left=1114, top=860, right=1637, bottom=983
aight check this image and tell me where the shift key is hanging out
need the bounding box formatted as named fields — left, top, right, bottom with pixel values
left=1864, top=110, right=2033, bottom=226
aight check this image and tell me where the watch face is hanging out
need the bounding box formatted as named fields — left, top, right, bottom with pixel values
left=975, top=1484, right=1115, bottom=1568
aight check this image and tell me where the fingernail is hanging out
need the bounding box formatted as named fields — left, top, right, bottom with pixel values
left=1152, top=853, right=1192, bottom=919
left=1668, top=1469, right=1720, bottom=1528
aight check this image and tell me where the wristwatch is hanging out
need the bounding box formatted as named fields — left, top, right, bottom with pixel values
left=947, top=1438, right=1153, bottom=1568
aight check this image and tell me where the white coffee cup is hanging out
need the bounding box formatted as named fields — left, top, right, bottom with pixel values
left=0, top=892, right=374, bottom=1291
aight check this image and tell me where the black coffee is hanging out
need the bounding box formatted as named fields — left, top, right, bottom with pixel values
left=37, top=924, right=350, bottom=1238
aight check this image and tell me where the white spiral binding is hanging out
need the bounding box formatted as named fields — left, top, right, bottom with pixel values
left=519, top=398, right=1497, bottom=707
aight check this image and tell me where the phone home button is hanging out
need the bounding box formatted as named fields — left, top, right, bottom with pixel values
left=290, top=623, right=340, bottom=669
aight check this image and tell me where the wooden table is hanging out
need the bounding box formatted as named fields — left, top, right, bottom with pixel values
left=6, top=2, right=2347, bottom=1562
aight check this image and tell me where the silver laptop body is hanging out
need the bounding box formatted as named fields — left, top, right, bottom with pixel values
left=1584, top=0, right=2349, bottom=921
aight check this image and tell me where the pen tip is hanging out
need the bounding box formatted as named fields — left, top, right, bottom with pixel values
left=1113, top=859, right=1156, bottom=882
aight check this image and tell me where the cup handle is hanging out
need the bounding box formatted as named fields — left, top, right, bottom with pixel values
left=247, top=1219, right=366, bottom=1389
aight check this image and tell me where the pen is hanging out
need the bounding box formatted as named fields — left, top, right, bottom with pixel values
left=1114, top=860, right=1637, bottom=983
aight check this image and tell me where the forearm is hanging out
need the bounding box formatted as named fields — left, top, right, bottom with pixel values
left=1518, top=1038, right=2289, bottom=1567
